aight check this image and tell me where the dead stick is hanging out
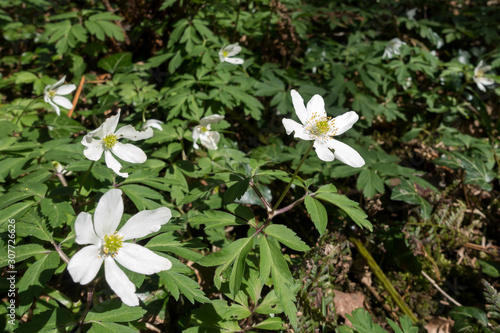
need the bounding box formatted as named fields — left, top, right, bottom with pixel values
left=68, top=75, right=85, bottom=118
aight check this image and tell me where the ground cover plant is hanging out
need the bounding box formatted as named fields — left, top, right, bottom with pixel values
left=0, top=0, right=499, bottom=332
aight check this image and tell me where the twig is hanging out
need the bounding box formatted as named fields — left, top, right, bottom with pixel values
left=68, top=76, right=85, bottom=118
left=421, top=270, right=462, bottom=307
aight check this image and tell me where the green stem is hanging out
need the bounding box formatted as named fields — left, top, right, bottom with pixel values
left=77, top=161, right=95, bottom=197
left=271, top=141, right=314, bottom=212
left=15, top=96, right=42, bottom=125
left=350, top=237, right=419, bottom=324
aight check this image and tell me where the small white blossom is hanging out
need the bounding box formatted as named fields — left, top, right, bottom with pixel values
left=81, top=110, right=153, bottom=178
left=219, top=43, right=244, bottom=64
left=474, top=60, right=495, bottom=92
left=282, top=90, right=365, bottom=168
left=142, top=119, right=164, bottom=131
left=68, top=189, right=172, bottom=307
left=406, top=8, right=417, bottom=20
left=383, top=38, right=406, bottom=59
left=52, top=161, right=72, bottom=176
left=44, top=76, right=76, bottom=116
left=192, top=115, right=224, bottom=150
left=457, top=49, right=471, bottom=65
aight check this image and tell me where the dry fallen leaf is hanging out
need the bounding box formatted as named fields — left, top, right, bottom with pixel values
left=333, top=289, right=366, bottom=327
left=424, top=317, right=454, bottom=333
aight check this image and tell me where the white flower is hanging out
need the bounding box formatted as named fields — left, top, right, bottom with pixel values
left=68, top=189, right=172, bottom=307
left=219, top=43, right=244, bottom=64
left=406, top=8, right=417, bottom=20
left=81, top=110, right=153, bottom=178
left=473, top=60, right=495, bottom=92
left=282, top=90, right=365, bottom=168
left=52, top=161, right=72, bottom=176
left=44, top=76, right=76, bottom=116
left=142, top=119, right=163, bottom=131
left=382, top=38, right=406, bottom=59
left=192, top=114, right=224, bottom=150
left=457, top=49, right=471, bottom=65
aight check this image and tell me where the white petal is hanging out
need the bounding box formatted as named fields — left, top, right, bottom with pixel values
left=219, top=50, right=225, bottom=62
left=192, top=126, right=201, bottom=147
left=104, top=150, right=128, bottom=178
left=475, top=80, right=486, bottom=92
left=119, top=207, right=172, bottom=240
left=225, top=57, right=244, bottom=64
left=52, top=76, right=66, bottom=89
left=94, top=189, right=124, bottom=238
left=104, top=258, right=139, bottom=306
left=332, top=111, right=359, bottom=136
left=111, top=142, right=147, bottom=164
left=102, top=111, right=121, bottom=136
left=47, top=98, right=61, bottom=116
left=115, top=243, right=172, bottom=275
left=479, top=77, right=494, bottom=86
left=306, top=94, right=327, bottom=119
left=290, top=90, right=308, bottom=125
left=282, top=118, right=311, bottom=141
left=67, top=245, right=103, bottom=285
left=225, top=43, right=241, bottom=56
left=327, top=138, right=365, bottom=167
left=200, top=114, right=224, bottom=126
left=44, top=86, right=51, bottom=102
left=52, top=96, right=74, bottom=110
left=74, top=212, right=100, bottom=245
left=313, top=141, right=335, bottom=161
left=82, top=136, right=104, bottom=161
left=143, top=119, right=163, bottom=131
left=200, top=131, right=220, bottom=150
left=55, top=84, right=76, bottom=95
left=115, top=125, right=153, bottom=141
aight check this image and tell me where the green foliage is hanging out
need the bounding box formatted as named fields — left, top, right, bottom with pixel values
left=1, top=0, right=499, bottom=331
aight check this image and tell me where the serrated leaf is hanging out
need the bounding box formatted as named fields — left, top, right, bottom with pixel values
left=315, top=192, right=373, bottom=231
left=304, top=196, right=328, bottom=235
left=259, top=235, right=272, bottom=285
left=0, top=244, right=48, bottom=267
left=158, top=270, right=209, bottom=304
left=40, top=198, right=75, bottom=228
left=344, top=308, right=386, bottom=333
left=229, top=238, right=253, bottom=297
left=253, top=317, right=284, bottom=330
left=390, top=179, right=431, bottom=219
left=356, top=169, right=385, bottom=198
left=224, top=178, right=250, bottom=203
left=265, top=224, right=310, bottom=252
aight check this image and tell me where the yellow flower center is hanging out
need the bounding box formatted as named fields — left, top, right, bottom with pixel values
left=200, top=126, right=209, bottom=133
left=305, top=112, right=337, bottom=142
left=102, top=232, right=124, bottom=258
left=222, top=50, right=229, bottom=57
left=103, top=134, right=118, bottom=149
left=49, top=90, right=57, bottom=98
left=475, top=70, right=484, bottom=78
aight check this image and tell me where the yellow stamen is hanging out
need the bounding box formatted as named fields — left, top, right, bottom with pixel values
left=103, top=134, right=118, bottom=149
left=222, top=50, right=229, bottom=57
left=102, top=231, right=124, bottom=257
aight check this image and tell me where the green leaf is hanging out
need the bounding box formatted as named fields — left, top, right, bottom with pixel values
left=40, top=198, right=75, bottom=228
left=259, top=235, right=272, bottom=285
left=356, top=169, right=385, bottom=198
left=253, top=317, right=284, bottom=330
left=15, top=71, right=38, bottom=84
left=88, top=321, right=139, bottom=333
left=14, top=308, right=75, bottom=333
left=18, top=251, right=60, bottom=315
left=229, top=237, right=253, bottom=297
left=121, top=184, right=162, bottom=210
left=158, top=270, right=209, bottom=304
left=98, top=52, right=133, bottom=73
left=146, top=232, right=203, bottom=261
left=197, top=237, right=253, bottom=268
left=265, top=224, right=310, bottom=252
left=390, top=179, right=431, bottom=219
left=224, top=178, right=250, bottom=203
left=315, top=192, right=373, bottom=231
left=189, top=210, right=248, bottom=229
left=304, top=196, right=328, bottom=235
left=86, top=299, right=146, bottom=322
left=344, top=308, right=386, bottom=333
left=0, top=244, right=48, bottom=268
left=449, top=306, right=489, bottom=327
